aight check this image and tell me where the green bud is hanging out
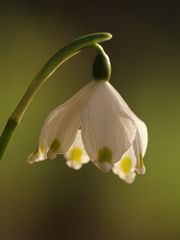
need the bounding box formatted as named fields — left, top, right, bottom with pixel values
left=92, top=44, right=111, bottom=81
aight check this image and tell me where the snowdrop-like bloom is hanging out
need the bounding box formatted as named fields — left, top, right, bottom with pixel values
left=28, top=80, right=148, bottom=183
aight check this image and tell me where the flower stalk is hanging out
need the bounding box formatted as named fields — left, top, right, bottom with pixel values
left=0, top=32, right=112, bottom=160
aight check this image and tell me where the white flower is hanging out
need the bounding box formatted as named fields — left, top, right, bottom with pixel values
left=28, top=80, right=148, bottom=183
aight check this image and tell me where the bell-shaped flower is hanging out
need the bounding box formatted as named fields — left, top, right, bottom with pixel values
left=28, top=80, right=148, bottom=182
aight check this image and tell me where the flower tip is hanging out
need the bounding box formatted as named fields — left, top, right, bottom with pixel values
left=95, top=147, right=113, bottom=172
left=27, top=146, right=47, bottom=164
left=66, top=160, right=82, bottom=170
left=27, top=152, right=36, bottom=164
left=125, top=178, right=135, bottom=184
left=136, top=166, right=146, bottom=175
left=94, top=161, right=113, bottom=173
left=136, top=154, right=146, bottom=175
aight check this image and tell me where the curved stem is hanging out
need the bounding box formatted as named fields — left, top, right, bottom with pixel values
left=0, top=32, right=112, bottom=160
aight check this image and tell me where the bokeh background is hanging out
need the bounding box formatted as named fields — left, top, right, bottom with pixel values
left=0, top=0, right=180, bottom=239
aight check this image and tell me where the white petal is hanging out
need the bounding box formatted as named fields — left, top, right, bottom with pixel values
left=133, top=117, right=148, bottom=157
left=112, top=146, right=136, bottom=184
left=109, top=82, right=148, bottom=157
left=81, top=81, right=137, bottom=172
left=133, top=131, right=146, bottom=174
left=38, top=81, right=94, bottom=160
left=64, top=130, right=89, bottom=170
left=27, top=144, right=46, bottom=164
left=110, top=82, right=148, bottom=174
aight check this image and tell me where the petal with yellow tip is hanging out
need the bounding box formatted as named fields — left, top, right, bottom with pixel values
left=64, top=130, right=89, bottom=170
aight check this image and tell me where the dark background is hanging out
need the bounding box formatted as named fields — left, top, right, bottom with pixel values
left=0, top=0, right=180, bottom=239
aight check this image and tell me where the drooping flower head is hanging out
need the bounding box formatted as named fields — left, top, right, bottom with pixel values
left=28, top=44, right=148, bottom=184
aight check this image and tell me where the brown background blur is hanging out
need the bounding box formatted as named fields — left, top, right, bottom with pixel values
left=0, top=0, right=180, bottom=239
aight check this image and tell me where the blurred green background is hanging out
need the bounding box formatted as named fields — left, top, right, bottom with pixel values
left=0, top=0, right=180, bottom=239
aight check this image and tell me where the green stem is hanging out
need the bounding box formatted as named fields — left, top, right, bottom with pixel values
left=0, top=32, right=112, bottom=160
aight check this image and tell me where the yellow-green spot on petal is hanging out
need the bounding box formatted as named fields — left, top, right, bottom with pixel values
left=39, top=144, right=46, bottom=156
left=120, top=156, right=132, bottom=174
left=70, top=147, right=83, bottom=163
left=34, top=147, right=38, bottom=155
left=136, top=153, right=145, bottom=174
left=97, top=147, right=112, bottom=164
left=50, top=139, right=60, bottom=153
left=139, top=153, right=144, bottom=168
